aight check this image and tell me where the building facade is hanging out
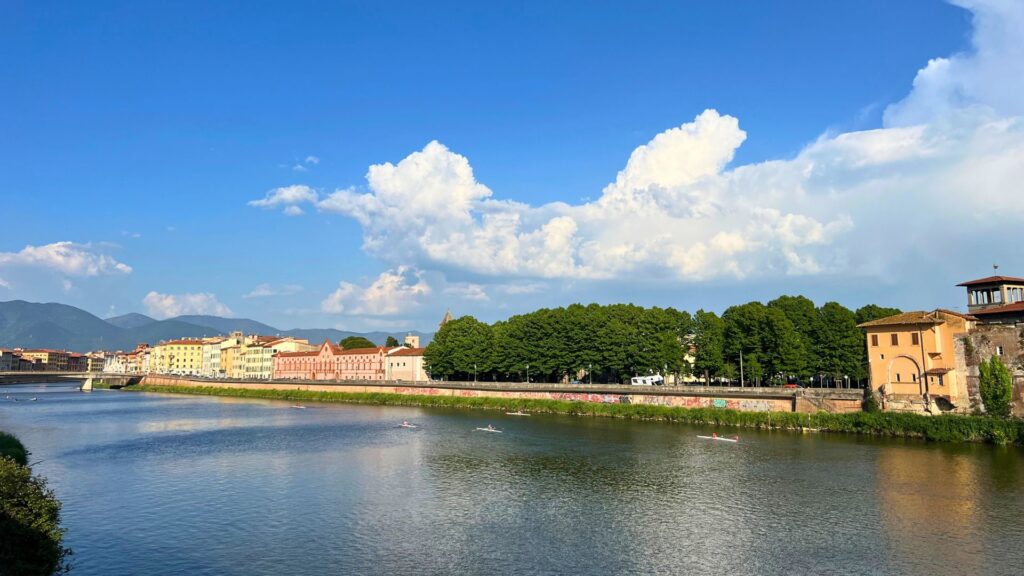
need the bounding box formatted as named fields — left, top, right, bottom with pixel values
left=273, top=341, right=400, bottom=381
left=243, top=337, right=314, bottom=380
left=18, top=349, right=70, bottom=371
left=152, top=339, right=205, bottom=375
left=386, top=347, right=428, bottom=381
left=859, top=309, right=975, bottom=412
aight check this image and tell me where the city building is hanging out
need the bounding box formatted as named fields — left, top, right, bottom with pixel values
left=0, top=349, right=14, bottom=371
left=152, top=339, right=205, bottom=375
left=386, top=347, right=428, bottom=381
left=858, top=309, right=975, bottom=412
left=273, top=340, right=399, bottom=381
left=243, top=337, right=314, bottom=380
left=68, top=353, right=87, bottom=372
left=957, top=275, right=1024, bottom=324
left=201, top=338, right=226, bottom=378
left=86, top=353, right=107, bottom=372
left=18, top=349, right=70, bottom=371
left=103, top=352, right=128, bottom=374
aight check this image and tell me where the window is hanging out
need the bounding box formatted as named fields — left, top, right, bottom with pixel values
left=871, top=334, right=879, bottom=347
left=938, top=375, right=944, bottom=387
left=896, top=373, right=901, bottom=382
left=891, top=334, right=899, bottom=346
left=912, top=374, right=917, bottom=382
left=997, top=346, right=1004, bottom=356
left=911, top=333, right=919, bottom=346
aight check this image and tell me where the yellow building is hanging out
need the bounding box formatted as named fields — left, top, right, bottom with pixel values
left=152, top=339, right=205, bottom=375
left=18, top=349, right=70, bottom=371
left=858, top=309, right=975, bottom=413
left=244, top=337, right=314, bottom=379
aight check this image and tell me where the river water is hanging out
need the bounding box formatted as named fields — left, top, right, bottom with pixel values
left=2, top=383, right=1024, bottom=576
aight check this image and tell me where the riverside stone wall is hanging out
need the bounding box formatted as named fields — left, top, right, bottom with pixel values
left=140, top=375, right=863, bottom=414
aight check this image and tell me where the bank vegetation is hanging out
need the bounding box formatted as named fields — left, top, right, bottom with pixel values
left=125, top=384, right=1024, bottom=445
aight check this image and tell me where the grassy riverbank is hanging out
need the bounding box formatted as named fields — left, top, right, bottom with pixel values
left=125, top=384, right=1024, bottom=445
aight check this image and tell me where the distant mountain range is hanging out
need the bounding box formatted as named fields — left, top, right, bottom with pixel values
left=0, top=300, right=432, bottom=352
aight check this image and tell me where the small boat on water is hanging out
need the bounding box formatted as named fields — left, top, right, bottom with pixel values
left=291, top=405, right=307, bottom=409
left=505, top=411, right=530, bottom=416
left=697, top=434, right=739, bottom=443
left=399, top=421, right=418, bottom=428
left=475, top=426, right=502, bottom=433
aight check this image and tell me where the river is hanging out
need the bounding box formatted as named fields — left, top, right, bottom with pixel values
left=2, top=383, right=1024, bottom=575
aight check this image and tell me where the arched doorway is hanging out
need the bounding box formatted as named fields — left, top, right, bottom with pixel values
left=887, top=355, right=923, bottom=395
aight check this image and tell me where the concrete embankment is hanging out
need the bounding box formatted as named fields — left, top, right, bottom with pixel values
left=139, top=374, right=863, bottom=414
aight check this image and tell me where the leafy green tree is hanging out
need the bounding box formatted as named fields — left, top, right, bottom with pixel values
left=763, top=307, right=807, bottom=382
left=855, top=304, right=902, bottom=325
left=339, top=336, right=377, bottom=350
left=424, top=316, right=494, bottom=380
left=979, top=355, right=1013, bottom=418
left=0, top=457, right=72, bottom=575
left=692, top=310, right=724, bottom=384
left=768, top=295, right=820, bottom=378
left=385, top=336, right=400, bottom=347
left=815, top=302, right=863, bottom=384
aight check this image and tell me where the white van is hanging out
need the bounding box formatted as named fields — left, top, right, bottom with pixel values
left=630, top=375, right=665, bottom=386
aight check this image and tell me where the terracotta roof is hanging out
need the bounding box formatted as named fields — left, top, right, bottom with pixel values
left=390, top=347, right=425, bottom=357
left=970, top=301, right=1024, bottom=316
left=337, top=346, right=394, bottom=356
left=957, top=275, right=1024, bottom=287
left=161, top=339, right=204, bottom=346
left=857, top=309, right=975, bottom=328
left=276, top=350, right=319, bottom=358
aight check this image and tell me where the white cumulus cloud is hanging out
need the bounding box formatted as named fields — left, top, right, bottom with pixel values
left=254, top=0, right=1024, bottom=288
left=143, top=291, right=233, bottom=319
left=321, top=266, right=431, bottom=315
left=0, top=241, right=132, bottom=276
left=248, top=185, right=319, bottom=212
left=443, top=283, right=489, bottom=302
left=243, top=283, right=304, bottom=299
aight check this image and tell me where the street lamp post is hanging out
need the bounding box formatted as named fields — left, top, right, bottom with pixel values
left=589, top=363, right=593, bottom=385
left=526, top=363, right=530, bottom=383
left=473, top=363, right=477, bottom=383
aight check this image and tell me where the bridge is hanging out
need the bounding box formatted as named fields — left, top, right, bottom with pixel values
left=0, top=372, right=142, bottom=390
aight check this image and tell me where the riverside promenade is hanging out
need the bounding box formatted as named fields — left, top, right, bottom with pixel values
left=140, top=374, right=864, bottom=413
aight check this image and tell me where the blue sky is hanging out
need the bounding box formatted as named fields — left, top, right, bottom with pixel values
left=2, top=1, right=1022, bottom=332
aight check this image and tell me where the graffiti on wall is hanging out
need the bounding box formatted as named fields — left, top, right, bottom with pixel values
left=547, top=392, right=625, bottom=404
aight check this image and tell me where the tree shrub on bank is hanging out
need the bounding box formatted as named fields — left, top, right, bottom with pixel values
left=0, top=432, right=72, bottom=576
left=0, top=431, right=28, bottom=466
left=126, top=384, right=1024, bottom=446
left=980, top=356, right=1013, bottom=418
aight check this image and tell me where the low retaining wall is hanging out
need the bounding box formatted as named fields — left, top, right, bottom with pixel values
left=140, top=375, right=864, bottom=413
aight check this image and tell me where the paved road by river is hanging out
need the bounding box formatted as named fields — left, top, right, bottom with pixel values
left=2, top=383, right=1024, bottom=575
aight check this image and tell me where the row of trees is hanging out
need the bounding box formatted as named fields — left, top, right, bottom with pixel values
left=423, top=298, right=900, bottom=385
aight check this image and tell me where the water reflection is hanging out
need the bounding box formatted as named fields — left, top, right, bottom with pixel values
left=2, top=385, right=1024, bottom=575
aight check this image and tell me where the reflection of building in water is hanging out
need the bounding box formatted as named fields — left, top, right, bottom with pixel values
left=876, top=445, right=986, bottom=573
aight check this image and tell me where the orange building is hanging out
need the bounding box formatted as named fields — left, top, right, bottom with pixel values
left=858, top=309, right=975, bottom=412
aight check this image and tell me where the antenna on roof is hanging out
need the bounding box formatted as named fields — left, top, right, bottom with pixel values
left=994, top=264, right=1000, bottom=271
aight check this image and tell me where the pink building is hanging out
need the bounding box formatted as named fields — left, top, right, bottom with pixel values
left=273, top=340, right=398, bottom=381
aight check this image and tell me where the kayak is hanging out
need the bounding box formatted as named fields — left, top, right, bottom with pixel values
left=291, top=405, right=307, bottom=409
left=399, top=423, right=418, bottom=428
left=505, top=412, right=530, bottom=416
left=475, top=427, right=503, bottom=433
left=697, top=435, right=739, bottom=443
